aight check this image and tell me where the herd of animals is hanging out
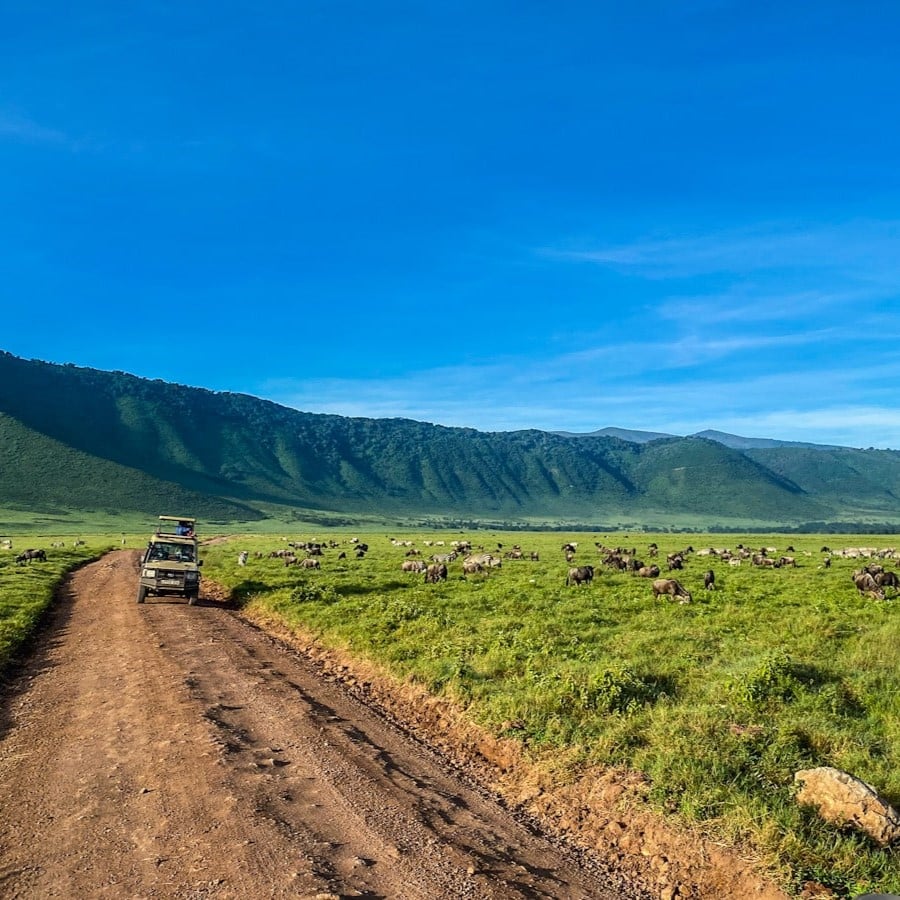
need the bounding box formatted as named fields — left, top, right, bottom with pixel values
left=226, top=536, right=900, bottom=603
left=2, top=534, right=897, bottom=601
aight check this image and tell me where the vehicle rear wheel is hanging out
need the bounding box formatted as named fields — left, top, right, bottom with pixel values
left=136, top=585, right=147, bottom=604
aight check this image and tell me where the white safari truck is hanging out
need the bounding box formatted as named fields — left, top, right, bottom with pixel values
left=137, top=516, right=202, bottom=605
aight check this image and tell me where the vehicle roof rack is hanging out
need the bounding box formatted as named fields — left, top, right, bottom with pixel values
left=155, top=516, right=197, bottom=538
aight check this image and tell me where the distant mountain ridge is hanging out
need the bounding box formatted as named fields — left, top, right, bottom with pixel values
left=1, top=351, right=899, bottom=529
left=557, top=427, right=844, bottom=451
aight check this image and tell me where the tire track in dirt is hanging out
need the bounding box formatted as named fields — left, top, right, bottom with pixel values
left=0, top=552, right=648, bottom=899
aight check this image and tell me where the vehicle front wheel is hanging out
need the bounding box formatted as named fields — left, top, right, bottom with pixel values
left=136, top=585, right=147, bottom=604
left=187, top=593, right=198, bottom=606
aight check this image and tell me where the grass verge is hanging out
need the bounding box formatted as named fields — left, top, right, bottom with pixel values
left=199, top=530, right=900, bottom=898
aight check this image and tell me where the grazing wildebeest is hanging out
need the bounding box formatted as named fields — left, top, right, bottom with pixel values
left=566, top=565, right=594, bottom=586
left=875, top=570, right=900, bottom=590
left=666, top=553, right=684, bottom=571
left=652, top=578, right=693, bottom=603
left=401, top=559, right=427, bottom=573
left=852, top=571, right=884, bottom=600
left=299, top=558, right=321, bottom=569
left=424, top=563, right=448, bottom=583
left=704, top=570, right=715, bottom=590
left=238, top=551, right=249, bottom=566
left=462, top=560, right=483, bottom=574
left=637, top=565, right=661, bottom=578
left=16, top=549, right=46, bottom=563
left=338, top=551, right=347, bottom=559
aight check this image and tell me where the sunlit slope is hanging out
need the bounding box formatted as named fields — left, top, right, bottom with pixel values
left=0, top=351, right=895, bottom=524
left=0, top=412, right=262, bottom=521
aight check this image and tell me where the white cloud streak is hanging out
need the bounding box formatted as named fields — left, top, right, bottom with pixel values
left=551, top=220, right=900, bottom=282
left=0, top=111, right=67, bottom=144
left=260, top=339, right=900, bottom=449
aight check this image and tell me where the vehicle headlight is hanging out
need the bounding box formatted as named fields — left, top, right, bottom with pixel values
left=185, top=571, right=199, bottom=580
left=142, top=568, right=156, bottom=578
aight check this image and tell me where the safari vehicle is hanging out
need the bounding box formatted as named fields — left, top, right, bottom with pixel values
left=136, top=516, right=202, bottom=605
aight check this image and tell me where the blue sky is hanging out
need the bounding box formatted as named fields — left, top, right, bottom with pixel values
left=3, top=2, right=900, bottom=448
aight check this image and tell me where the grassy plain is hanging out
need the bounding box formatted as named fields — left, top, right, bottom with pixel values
left=198, top=530, right=900, bottom=898
left=2, top=528, right=898, bottom=896
left=0, top=535, right=117, bottom=667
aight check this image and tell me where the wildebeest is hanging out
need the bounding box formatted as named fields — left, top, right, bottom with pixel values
left=299, top=558, right=321, bottom=569
left=462, top=560, right=483, bottom=574
left=424, top=563, right=448, bottom=583
left=852, top=571, right=884, bottom=600
left=16, top=548, right=46, bottom=563
left=652, top=578, right=693, bottom=603
left=703, top=570, right=715, bottom=590
left=566, top=565, right=594, bottom=586
left=401, top=559, right=427, bottom=573
left=637, top=565, right=661, bottom=578
left=666, top=553, right=684, bottom=571
left=875, top=570, right=900, bottom=590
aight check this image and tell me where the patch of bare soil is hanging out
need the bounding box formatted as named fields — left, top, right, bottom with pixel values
left=239, top=608, right=795, bottom=900
left=0, top=552, right=652, bottom=899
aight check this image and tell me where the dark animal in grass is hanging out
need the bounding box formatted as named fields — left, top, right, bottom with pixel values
left=637, top=565, right=660, bottom=578
left=16, top=548, right=46, bottom=563
left=875, top=570, right=900, bottom=590
left=852, top=571, right=884, bottom=600
left=299, top=558, right=320, bottom=569
left=566, top=565, right=594, bottom=586
left=424, top=563, right=448, bottom=583
left=652, top=578, right=693, bottom=603
left=704, top=570, right=715, bottom=590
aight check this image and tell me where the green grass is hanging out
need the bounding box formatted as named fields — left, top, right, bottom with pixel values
left=3, top=527, right=898, bottom=895
left=198, top=531, right=900, bottom=897
left=0, top=536, right=118, bottom=667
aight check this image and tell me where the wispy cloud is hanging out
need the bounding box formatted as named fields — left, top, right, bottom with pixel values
left=549, top=220, right=900, bottom=281
left=0, top=111, right=67, bottom=145
left=259, top=337, right=900, bottom=449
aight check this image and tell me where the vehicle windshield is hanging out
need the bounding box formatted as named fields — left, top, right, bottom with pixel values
left=147, top=542, right=195, bottom=563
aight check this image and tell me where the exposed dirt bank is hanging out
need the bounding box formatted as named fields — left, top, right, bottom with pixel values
left=0, top=552, right=653, bottom=899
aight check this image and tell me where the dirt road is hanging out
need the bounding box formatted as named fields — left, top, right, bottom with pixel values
left=0, top=552, right=649, bottom=899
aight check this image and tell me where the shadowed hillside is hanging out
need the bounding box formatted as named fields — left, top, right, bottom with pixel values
left=1, top=351, right=898, bottom=527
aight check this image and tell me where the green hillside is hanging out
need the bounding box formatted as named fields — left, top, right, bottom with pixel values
left=0, top=351, right=898, bottom=528
left=0, top=412, right=263, bottom=523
